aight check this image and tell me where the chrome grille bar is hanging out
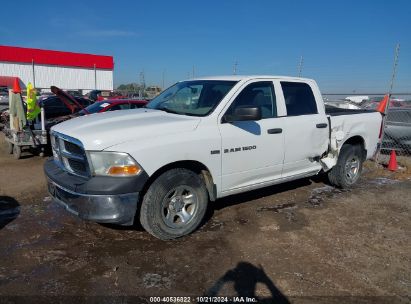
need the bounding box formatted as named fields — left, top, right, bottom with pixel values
left=51, top=131, right=90, bottom=178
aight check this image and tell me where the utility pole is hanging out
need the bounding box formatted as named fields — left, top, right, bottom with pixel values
left=375, top=43, right=400, bottom=164
left=297, top=55, right=304, bottom=77
left=388, top=43, right=400, bottom=96
left=139, top=70, right=145, bottom=98
left=93, top=63, right=97, bottom=90
left=233, top=61, right=238, bottom=75
left=162, top=70, right=165, bottom=89
left=192, top=65, right=195, bottom=78
left=31, top=59, right=36, bottom=88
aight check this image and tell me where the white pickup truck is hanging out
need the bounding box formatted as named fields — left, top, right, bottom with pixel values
left=45, top=76, right=382, bottom=239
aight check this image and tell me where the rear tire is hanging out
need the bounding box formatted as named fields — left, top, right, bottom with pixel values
left=328, top=144, right=363, bottom=188
left=140, top=168, right=208, bottom=240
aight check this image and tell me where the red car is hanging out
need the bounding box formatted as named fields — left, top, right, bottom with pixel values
left=46, top=99, right=148, bottom=129
left=78, top=99, right=148, bottom=114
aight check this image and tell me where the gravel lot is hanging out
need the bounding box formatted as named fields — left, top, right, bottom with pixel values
left=0, top=134, right=410, bottom=303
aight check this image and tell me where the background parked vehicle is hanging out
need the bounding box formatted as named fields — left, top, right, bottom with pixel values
left=362, top=96, right=409, bottom=109
left=78, top=99, right=148, bottom=114
left=86, top=90, right=128, bottom=101
left=46, top=99, right=148, bottom=129
left=381, top=108, right=411, bottom=155
left=0, top=87, right=9, bottom=113
left=41, top=95, right=92, bottom=120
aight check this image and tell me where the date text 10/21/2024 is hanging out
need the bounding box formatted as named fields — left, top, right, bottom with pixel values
left=149, top=296, right=258, bottom=303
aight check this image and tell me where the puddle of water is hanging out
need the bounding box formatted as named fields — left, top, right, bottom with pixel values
left=256, top=202, right=296, bottom=213
left=306, top=185, right=351, bottom=207
left=142, top=273, right=174, bottom=289
left=368, top=177, right=400, bottom=185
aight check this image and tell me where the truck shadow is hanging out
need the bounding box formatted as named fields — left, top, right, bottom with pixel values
left=213, top=178, right=312, bottom=211
left=204, top=261, right=289, bottom=304
left=0, top=196, right=20, bottom=229
left=104, top=176, right=329, bottom=233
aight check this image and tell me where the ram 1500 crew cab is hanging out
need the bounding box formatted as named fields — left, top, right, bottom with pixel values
left=44, top=76, right=382, bottom=239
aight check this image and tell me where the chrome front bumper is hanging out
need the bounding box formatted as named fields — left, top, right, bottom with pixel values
left=47, top=179, right=139, bottom=225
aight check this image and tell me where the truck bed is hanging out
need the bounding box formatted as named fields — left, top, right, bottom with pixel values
left=325, top=105, right=374, bottom=116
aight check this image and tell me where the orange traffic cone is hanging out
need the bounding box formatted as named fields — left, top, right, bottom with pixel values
left=387, top=150, right=398, bottom=171
left=376, top=95, right=389, bottom=114
left=12, top=78, right=21, bottom=94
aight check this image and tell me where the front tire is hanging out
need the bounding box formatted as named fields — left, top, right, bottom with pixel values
left=140, top=168, right=209, bottom=240
left=328, top=144, right=363, bottom=188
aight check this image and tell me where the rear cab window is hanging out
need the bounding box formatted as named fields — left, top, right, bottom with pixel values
left=281, top=82, right=318, bottom=116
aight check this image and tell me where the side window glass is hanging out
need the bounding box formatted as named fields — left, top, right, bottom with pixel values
left=281, top=82, right=318, bottom=116
left=226, top=81, right=276, bottom=119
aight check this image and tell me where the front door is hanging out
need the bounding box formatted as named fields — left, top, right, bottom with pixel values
left=219, top=81, right=285, bottom=193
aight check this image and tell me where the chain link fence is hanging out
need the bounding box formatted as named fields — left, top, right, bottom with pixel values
left=323, top=93, right=411, bottom=166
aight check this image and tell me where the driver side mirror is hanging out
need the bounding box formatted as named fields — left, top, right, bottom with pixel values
left=223, top=106, right=262, bottom=123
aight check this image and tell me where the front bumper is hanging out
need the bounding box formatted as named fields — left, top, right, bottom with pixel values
left=44, top=159, right=148, bottom=226
left=47, top=179, right=138, bottom=225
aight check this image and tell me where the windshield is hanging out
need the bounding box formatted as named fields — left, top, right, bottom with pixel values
left=146, top=80, right=238, bottom=116
left=79, top=101, right=112, bottom=115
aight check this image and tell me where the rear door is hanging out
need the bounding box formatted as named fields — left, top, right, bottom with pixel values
left=279, top=81, right=329, bottom=177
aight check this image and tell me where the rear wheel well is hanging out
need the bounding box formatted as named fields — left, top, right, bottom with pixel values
left=342, top=136, right=366, bottom=160
left=141, top=161, right=216, bottom=202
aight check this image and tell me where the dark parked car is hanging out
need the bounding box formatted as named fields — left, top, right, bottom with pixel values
left=381, top=108, right=411, bottom=154
left=86, top=90, right=128, bottom=102
left=42, top=96, right=92, bottom=120
left=0, top=87, right=9, bottom=112
left=46, top=99, right=148, bottom=129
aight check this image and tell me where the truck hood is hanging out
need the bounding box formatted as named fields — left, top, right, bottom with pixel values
left=51, top=109, right=201, bottom=150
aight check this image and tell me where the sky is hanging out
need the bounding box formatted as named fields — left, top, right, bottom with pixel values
left=1, top=0, right=410, bottom=93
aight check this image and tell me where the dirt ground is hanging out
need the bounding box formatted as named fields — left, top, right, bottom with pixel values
left=0, top=133, right=410, bottom=303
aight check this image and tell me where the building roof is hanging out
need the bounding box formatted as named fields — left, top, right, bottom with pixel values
left=0, top=45, right=113, bottom=70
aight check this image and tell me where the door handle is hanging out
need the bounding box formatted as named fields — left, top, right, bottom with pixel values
left=316, top=123, right=328, bottom=129
left=267, top=128, right=283, bottom=134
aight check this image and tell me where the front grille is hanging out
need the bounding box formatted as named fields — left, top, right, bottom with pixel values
left=51, top=132, right=89, bottom=178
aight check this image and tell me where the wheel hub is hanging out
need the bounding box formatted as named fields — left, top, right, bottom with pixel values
left=169, top=197, right=184, bottom=212
left=162, top=186, right=198, bottom=228
left=345, top=156, right=360, bottom=182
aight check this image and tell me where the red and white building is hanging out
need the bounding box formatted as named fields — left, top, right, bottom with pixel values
left=0, top=45, right=114, bottom=93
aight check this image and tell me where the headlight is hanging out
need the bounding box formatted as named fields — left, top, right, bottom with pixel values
left=87, top=151, right=142, bottom=177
